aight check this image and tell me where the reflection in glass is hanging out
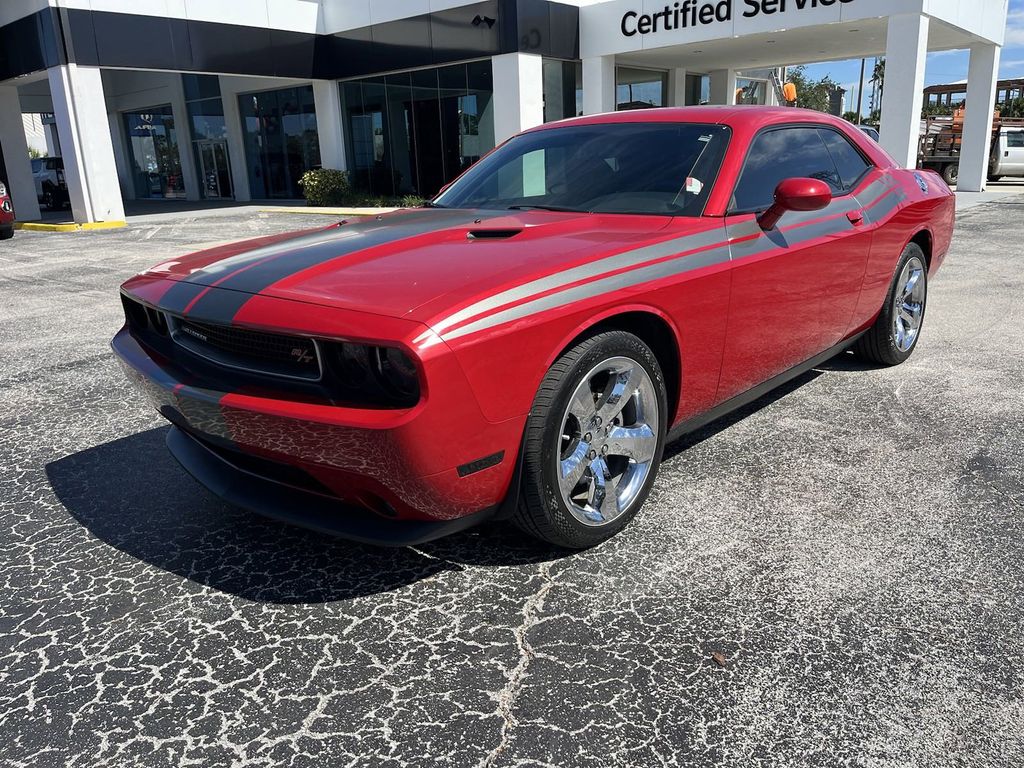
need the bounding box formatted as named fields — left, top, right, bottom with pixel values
left=616, top=67, right=668, bottom=110
left=239, top=85, right=321, bottom=199
left=123, top=105, right=185, bottom=200
left=341, top=62, right=495, bottom=198
left=542, top=59, right=582, bottom=122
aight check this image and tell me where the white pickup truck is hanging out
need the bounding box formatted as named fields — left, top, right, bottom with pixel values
left=918, top=118, right=1024, bottom=185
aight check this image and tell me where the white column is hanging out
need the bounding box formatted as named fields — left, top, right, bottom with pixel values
left=220, top=77, right=251, bottom=201
left=48, top=65, right=125, bottom=223
left=709, top=69, right=737, bottom=106
left=0, top=86, right=42, bottom=222
left=958, top=43, right=1001, bottom=193
left=492, top=52, right=544, bottom=144
left=312, top=79, right=346, bottom=171
left=879, top=14, right=929, bottom=169
left=168, top=76, right=200, bottom=201
left=582, top=56, right=615, bottom=115
left=669, top=67, right=687, bottom=107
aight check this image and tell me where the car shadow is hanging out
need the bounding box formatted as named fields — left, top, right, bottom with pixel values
left=663, top=350, right=884, bottom=459
left=46, top=427, right=566, bottom=605
left=663, top=368, right=825, bottom=460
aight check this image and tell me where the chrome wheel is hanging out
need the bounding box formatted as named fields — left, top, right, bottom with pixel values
left=557, top=356, right=659, bottom=527
left=893, top=255, right=926, bottom=353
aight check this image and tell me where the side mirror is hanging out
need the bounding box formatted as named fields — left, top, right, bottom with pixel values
left=757, top=178, right=832, bottom=231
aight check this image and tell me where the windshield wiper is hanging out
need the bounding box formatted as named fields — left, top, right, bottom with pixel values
left=506, top=204, right=584, bottom=213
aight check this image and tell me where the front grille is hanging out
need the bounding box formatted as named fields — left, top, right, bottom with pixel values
left=171, top=317, right=322, bottom=381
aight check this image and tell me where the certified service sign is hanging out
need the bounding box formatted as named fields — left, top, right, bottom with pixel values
left=621, top=0, right=856, bottom=37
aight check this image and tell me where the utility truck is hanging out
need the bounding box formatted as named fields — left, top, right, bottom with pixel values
left=918, top=110, right=1024, bottom=185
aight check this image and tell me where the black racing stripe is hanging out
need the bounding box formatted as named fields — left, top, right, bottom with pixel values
left=213, top=209, right=495, bottom=295
left=186, top=209, right=501, bottom=321
left=180, top=287, right=254, bottom=325
left=159, top=279, right=211, bottom=314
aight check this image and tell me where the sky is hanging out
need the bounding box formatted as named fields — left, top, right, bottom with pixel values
left=799, top=0, right=1024, bottom=115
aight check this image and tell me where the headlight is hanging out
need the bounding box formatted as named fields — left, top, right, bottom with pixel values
left=323, top=341, right=421, bottom=407
left=373, top=346, right=420, bottom=402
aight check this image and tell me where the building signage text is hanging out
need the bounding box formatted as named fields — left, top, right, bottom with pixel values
left=621, top=0, right=856, bottom=37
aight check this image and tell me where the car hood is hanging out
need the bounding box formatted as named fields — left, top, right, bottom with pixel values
left=143, top=208, right=716, bottom=326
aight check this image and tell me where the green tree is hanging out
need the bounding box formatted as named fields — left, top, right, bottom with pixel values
left=786, top=66, right=841, bottom=113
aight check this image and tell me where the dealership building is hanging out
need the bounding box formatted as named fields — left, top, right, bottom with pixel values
left=0, top=0, right=1009, bottom=224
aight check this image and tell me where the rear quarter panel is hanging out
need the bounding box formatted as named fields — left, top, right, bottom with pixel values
left=850, top=169, right=954, bottom=332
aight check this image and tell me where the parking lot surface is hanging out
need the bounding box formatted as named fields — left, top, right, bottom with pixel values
left=1, top=203, right=1022, bottom=767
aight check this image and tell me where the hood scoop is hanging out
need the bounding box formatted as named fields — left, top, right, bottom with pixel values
left=466, top=228, right=522, bottom=241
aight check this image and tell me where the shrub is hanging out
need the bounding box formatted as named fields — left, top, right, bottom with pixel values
left=298, top=168, right=351, bottom=207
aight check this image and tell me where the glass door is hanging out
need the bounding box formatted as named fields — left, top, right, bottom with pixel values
left=197, top=140, right=233, bottom=200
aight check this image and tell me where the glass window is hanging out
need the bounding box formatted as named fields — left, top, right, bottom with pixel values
left=818, top=129, right=872, bottom=189
left=238, top=85, right=320, bottom=199
left=1006, top=131, right=1024, bottom=148
left=543, top=59, right=582, bottom=122
left=182, top=74, right=221, bottom=102
left=435, top=122, right=731, bottom=217
left=735, top=78, right=767, bottom=105
left=616, top=67, right=667, bottom=111
left=732, top=127, right=842, bottom=212
left=341, top=62, right=496, bottom=199
left=122, top=105, right=186, bottom=200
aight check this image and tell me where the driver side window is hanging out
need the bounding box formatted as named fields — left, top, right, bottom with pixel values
left=732, top=127, right=843, bottom=213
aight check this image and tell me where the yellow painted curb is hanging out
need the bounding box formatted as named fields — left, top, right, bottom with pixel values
left=16, top=220, right=127, bottom=232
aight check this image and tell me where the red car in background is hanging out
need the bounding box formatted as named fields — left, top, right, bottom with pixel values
left=113, top=107, right=955, bottom=549
left=0, top=179, right=15, bottom=240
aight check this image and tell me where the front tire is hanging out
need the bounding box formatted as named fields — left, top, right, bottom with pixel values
left=853, top=242, right=928, bottom=366
left=941, top=163, right=959, bottom=186
left=514, top=331, right=667, bottom=549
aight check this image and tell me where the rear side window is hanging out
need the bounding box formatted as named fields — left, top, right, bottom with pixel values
left=1007, top=131, right=1024, bottom=148
left=819, top=129, right=872, bottom=189
left=731, top=126, right=870, bottom=212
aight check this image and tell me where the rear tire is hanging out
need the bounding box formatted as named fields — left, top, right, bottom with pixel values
left=514, top=331, right=667, bottom=549
left=940, top=164, right=959, bottom=186
left=0, top=227, right=12, bottom=240
left=853, top=242, right=928, bottom=366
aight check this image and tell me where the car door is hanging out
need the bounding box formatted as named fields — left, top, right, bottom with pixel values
left=716, top=125, right=876, bottom=401
left=997, top=129, right=1024, bottom=175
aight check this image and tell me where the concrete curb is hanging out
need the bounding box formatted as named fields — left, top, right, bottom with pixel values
left=16, top=220, right=127, bottom=232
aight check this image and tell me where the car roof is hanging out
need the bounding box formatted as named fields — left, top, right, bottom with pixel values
left=529, top=106, right=856, bottom=133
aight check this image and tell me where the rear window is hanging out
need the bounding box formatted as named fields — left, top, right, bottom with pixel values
left=732, top=125, right=872, bottom=212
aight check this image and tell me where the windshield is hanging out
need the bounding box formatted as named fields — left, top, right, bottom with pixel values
left=434, top=122, right=731, bottom=217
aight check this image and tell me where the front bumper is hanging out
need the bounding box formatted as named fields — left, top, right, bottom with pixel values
left=165, top=426, right=496, bottom=546
left=111, top=295, right=524, bottom=531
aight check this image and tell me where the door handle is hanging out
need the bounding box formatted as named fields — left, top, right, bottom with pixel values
left=847, top=210, right=865, bottom=226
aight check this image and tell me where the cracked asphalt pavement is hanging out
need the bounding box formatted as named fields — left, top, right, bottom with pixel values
left=1, top=202, right=1022, bottom=767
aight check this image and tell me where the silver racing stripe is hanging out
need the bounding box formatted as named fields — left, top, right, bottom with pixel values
left=441, top=244, right=732, bottom=341
left=430, top=225, right=728, bottom=334
left=437, top=175, right=907, bottom=341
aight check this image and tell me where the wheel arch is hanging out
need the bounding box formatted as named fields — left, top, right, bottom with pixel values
left=908, top=227, right=934, bottom=269
left=545, top=305, right=683, bottom=424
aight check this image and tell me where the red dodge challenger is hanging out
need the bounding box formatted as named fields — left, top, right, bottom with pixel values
left=113, top=107, right=954, bottom=548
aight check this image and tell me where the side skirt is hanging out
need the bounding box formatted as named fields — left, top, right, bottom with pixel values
left=666, top=332, right=866, bottom=443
